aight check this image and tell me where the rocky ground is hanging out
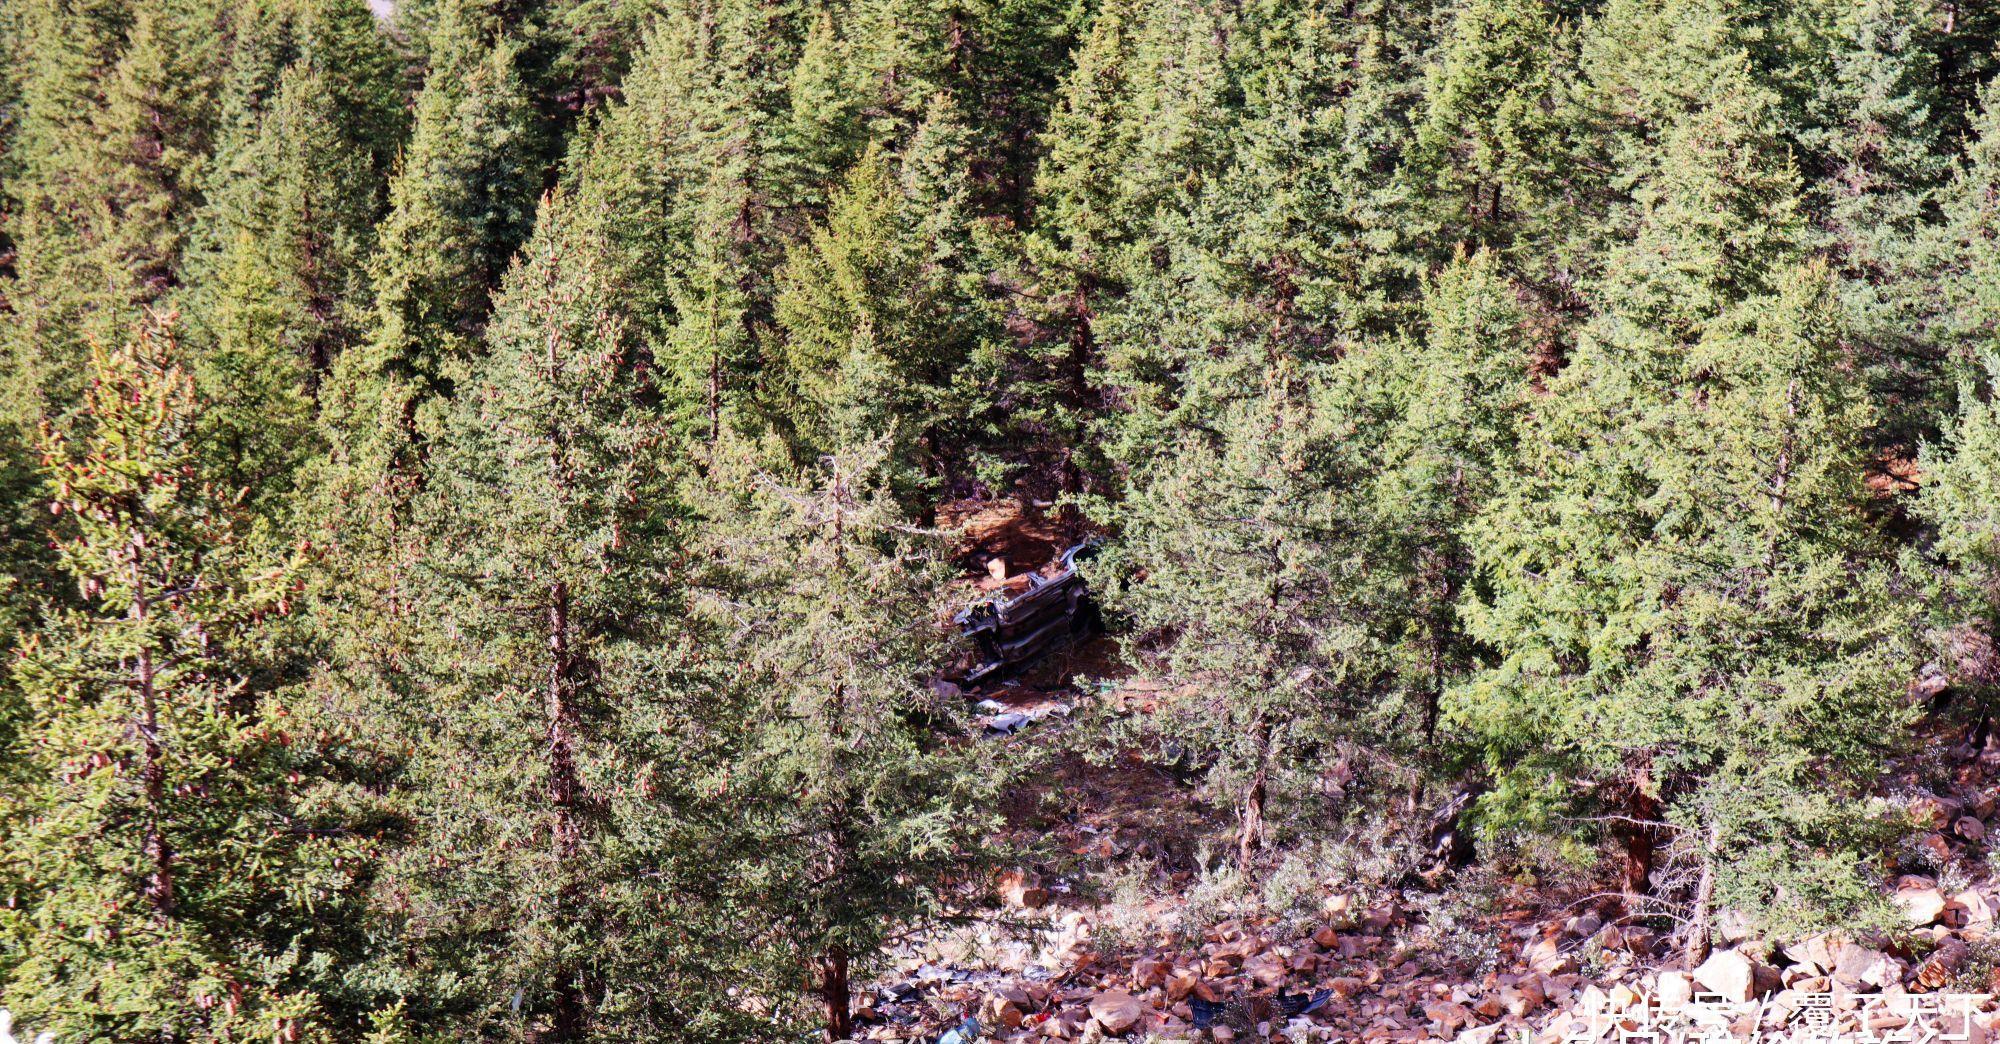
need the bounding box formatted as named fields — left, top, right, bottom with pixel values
left=852, top=499, right=2000, bottom=1044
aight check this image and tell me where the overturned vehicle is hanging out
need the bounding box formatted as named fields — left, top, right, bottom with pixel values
left=953, top=541, right=1101, bottom=683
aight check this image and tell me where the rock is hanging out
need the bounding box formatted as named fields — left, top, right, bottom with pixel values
left=1164, top=968, right=1199, bottom=1002
left=1456, top=1026, right=1503, bottom=1044
left=1831, top=944, right=1904, bottom=990
left=1088, top=991, right=1145, bottom=1036
left=1525, top=938, right=1577, bottom=976
left=1897, top=886, right=1951, bottom=925
left=1131, top=959, right=1168, bottom=991
left=1960, top=816, right=1989, bottom=843
left=1693, top=949, right=1772, bottom=1003
left=1312, top=925, right=1341, bottom=949
left=1328, top=977, right=1367, bottom=1001
left=1912, top=793, right=1963, bottom=830
left=1500, top=986, right=1538, bottom=1017
left=1782, top=933, right=1844, bottom=974
left=1716, top=908, right=1757, bottom=945
left=1965, top=889, right=1997, bottom=919
left=1917, top=937, right=1972, bottom=990
left=996, top=864, right=1048, bottom=904
left=1244, top=951, right=1288, bottom=988
left=1425, top=1002, right=1474, bottom=1032
left=1654, top=971, right=1692, bottom=1010
left=1567, top=912, right=1603, bottom=938
left=985, top=989, right=1029, bottom=1029
left=987, top=557, right=1009, bottom=581
left=1922, top=832, right=1957, bottom=863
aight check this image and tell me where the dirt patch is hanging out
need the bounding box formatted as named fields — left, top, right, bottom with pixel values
left=940, top=497, right=1074, bottom=588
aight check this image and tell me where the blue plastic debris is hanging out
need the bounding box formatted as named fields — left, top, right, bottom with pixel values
left=935, top=1015, right=980, bottom=1044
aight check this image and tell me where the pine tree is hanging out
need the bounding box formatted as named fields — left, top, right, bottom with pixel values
left=1364, top=249, right=1533, bottom=742
left=183, top=60, right=390, bottom=519
left=1461, top=248, right=1910, bottom=956
left=1100, top=359, right=1393, bottom=867
left=559, top=0, right=807, bottom=442
left=1921, top=351, right=2000, bottom=692
left=369, top=189, right=758, bottom=1042
left=305, top=0, right=540, bottom=635
left=696, top=439, right=1003, bottom=1042
left=1802, top=0, right=1952, bottom=438
left=774, top=99, right=1001, bottom=509
left=366, top=0, right=540, bottom=384
left=0, top=316, right=371, bottom=1041
left=2, top=0, right=222, bottom=427
left=1409, top=0, right=1573, bottom=254
left=1929, top=79, right=2000, bottom=393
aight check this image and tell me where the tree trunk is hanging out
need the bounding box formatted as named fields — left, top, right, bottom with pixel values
left=543, top=579, right=589, bottom=1040
left=1058, top=277, right=1095, bottom=535
left=1237, top=718, right=1272, bottom=870
left=131, top=561, right=174, bottom=919
left=821, top=945, right=852, bottom=1043
left=1684, top=823, right=1719, bottom=968
left=1617, top=780, right=1661, bottom=904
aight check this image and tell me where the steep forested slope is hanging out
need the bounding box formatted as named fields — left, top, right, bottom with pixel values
left=1, top=0, right=1998, bottom=1041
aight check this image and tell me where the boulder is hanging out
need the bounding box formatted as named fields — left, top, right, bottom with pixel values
left=1716, top=908, right=1757, bottom=945
left=1328, top=977, right=1367, bottom=1001
left=1654, top=971, right=1693, bottom=1010
left=1425, top=1001, right=1474, bottom=1032
left=1693, top=949, right=1773, bottom=1003
left=1897, top=885, right=1951, bottom=926
left=1960, top=889, right=1997, bottom=926
left=1958, top=816, right=1988, bottom=843
left=985, top=989, right=1029, bottom=1029
left=998, top=869, right=1049, bottom=910
left=1088, top=991, right=1145, bottom=1036
left=1244, top=951, right=1288, bottom=988
left=1782, top=933, right=1845, bottom=974
left=1525, top=937, right=1578, bottom=975
left=1831, top=944, right=1903, bottom=990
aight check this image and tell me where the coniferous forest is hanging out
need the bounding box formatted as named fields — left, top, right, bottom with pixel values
left=8, top=0, right=2000, bottom=1041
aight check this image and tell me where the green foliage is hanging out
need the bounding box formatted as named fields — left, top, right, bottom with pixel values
left=694, top=439, right=1006, bottom=1040
left=2, top=0, right=1997, bottom=1033
left=0, top=317, right=371, bottom=1041
left=364, top=188, right=761, bottom=1041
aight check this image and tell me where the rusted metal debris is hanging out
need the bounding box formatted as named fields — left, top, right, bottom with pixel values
left=954, top=541, right=1100, bottom=683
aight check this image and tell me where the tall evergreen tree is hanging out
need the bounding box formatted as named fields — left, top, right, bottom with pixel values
left=696, top=440, right=1003, bottom=1042
left=2, top=0, right=222, bottom=426
left=775, top=99, right=1001, bottom=508
left=1107, top=370, right=1383, bottom=867
left=0, top=316, right=372, bottom=1041
left=1459, top=106, right=1911, bottom=948
left=369, top=189, right=756, bottom=1042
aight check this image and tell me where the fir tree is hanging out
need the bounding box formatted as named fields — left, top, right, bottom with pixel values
left=1410, top=0, right=1573, bottom=254
left=1101, top=361, right=1389, bottom=867
left=696, top=439, right=1003, bottom=1042
left=372, top=189, right=757, bottom=1042
left=0, top=316, right=371, bottom=1041
left=2, top=0, right=222, bottom=426
left=774, top=101, right=1000, bottom=509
